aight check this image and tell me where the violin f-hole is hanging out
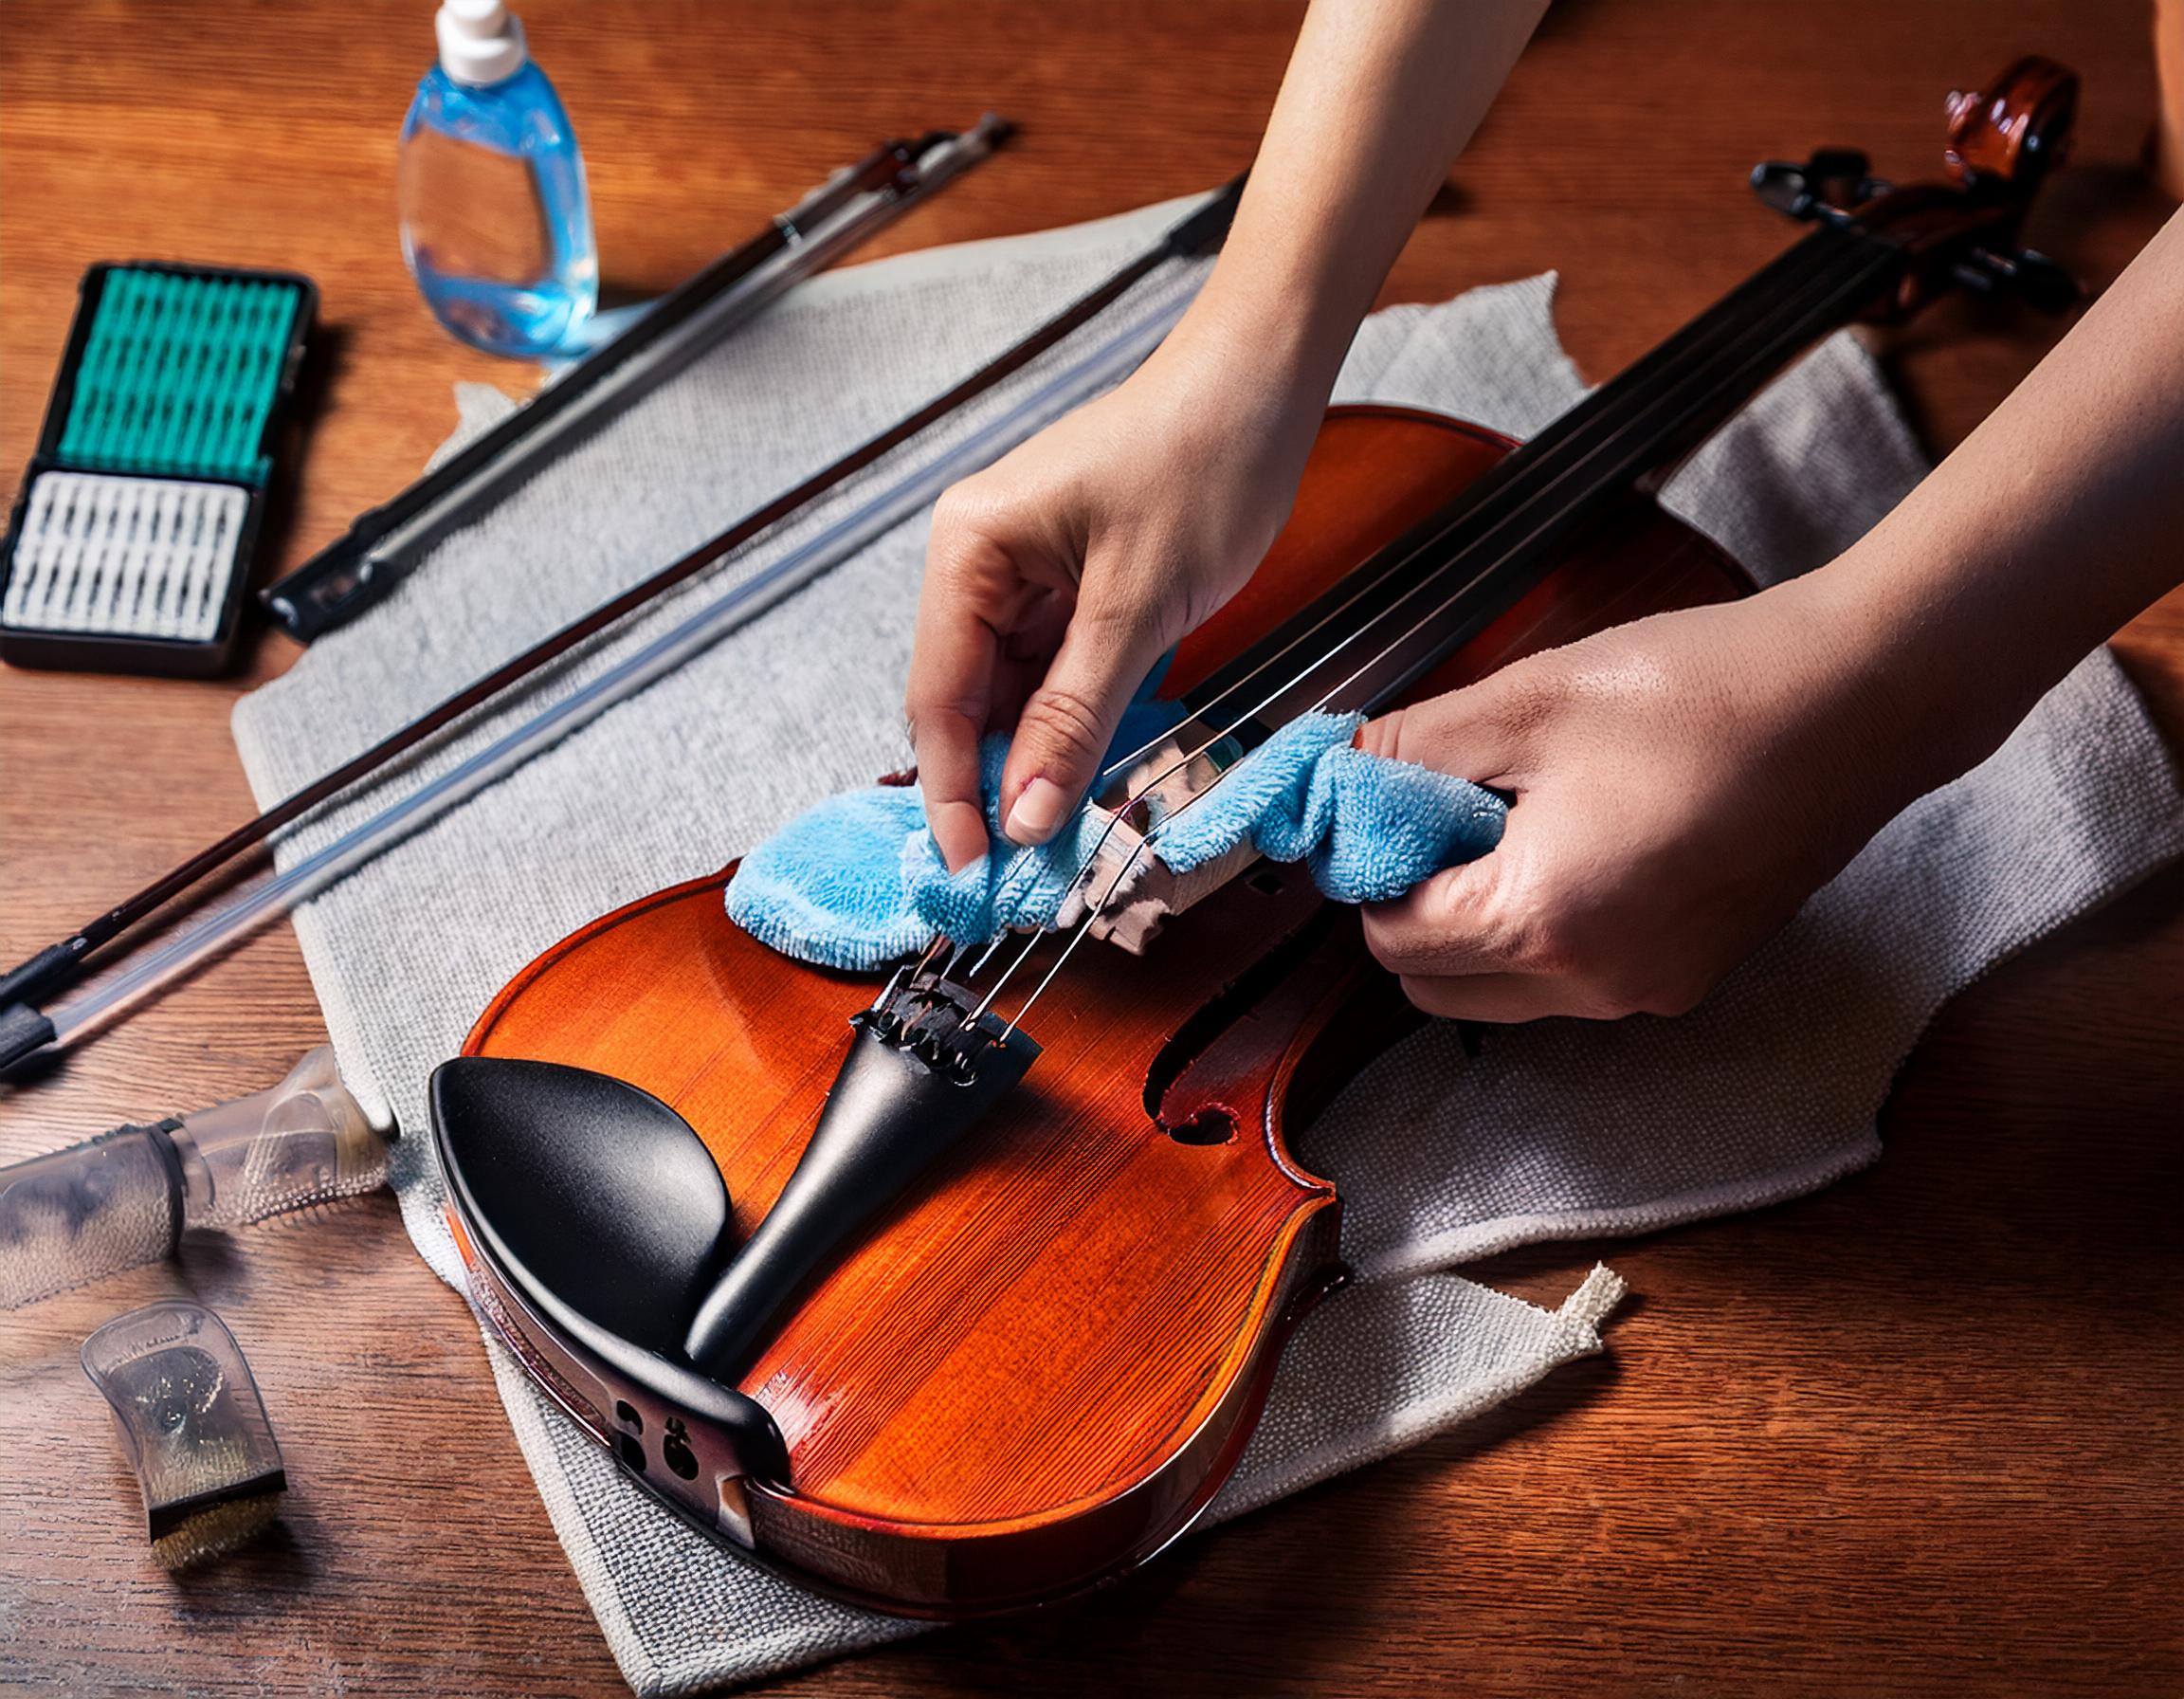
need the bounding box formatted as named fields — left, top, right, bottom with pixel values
left=1141, top=895, right=1335, bottom=1124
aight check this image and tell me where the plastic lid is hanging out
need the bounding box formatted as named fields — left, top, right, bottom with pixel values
left=173, top=1044, right=387, bottom=1231
left=82, top=1301, right=285, bottom=1562
left=436, top=0, right=527, bottom=85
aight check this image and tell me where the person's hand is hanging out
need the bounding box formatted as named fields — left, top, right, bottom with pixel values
left=1356, top=577, right=1966, bottom=1022
left=906, top=338, right=1323, bottom=873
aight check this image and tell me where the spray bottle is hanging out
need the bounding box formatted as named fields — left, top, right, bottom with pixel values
left=397, top=0, right=598, bottom=356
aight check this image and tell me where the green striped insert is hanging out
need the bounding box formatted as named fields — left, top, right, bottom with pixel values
left=55, top=268, right=301, bottom=484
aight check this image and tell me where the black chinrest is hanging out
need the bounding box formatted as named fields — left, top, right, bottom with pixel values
left=431, top=1056, right=732, bottom=1354
left=430, top=1056, right=791, bottom=1483
left=432, top=1052, right=794, bottom=1476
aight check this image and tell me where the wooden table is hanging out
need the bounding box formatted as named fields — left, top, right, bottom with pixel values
left=3, top=2, right=2178, bottom=1692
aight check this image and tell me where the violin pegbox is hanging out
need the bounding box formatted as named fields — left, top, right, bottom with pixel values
left=1756, top=56, right=2080, bottom=321
left=1934, top=55, right=2080, bottom=313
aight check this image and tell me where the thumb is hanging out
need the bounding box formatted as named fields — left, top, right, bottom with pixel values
left=996, top=601, right=1171, bottom=848
left=1360, top=853, right=1517, bottom=979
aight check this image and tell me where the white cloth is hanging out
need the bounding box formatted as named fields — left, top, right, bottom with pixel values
left=229, top=196, right=2184, bottom=1694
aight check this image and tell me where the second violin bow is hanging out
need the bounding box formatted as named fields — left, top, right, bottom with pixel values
left=265, top=119, right=1013, bottom=639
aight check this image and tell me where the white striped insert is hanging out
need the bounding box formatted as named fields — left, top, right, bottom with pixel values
left=3, top=470, right=246, bottom=643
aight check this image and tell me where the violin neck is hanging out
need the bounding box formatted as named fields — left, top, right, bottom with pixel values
left=1183, top=222, right=1909, bottom=733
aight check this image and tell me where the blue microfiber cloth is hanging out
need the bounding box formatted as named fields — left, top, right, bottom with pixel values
left=727, top=710, right=1508, bottom=972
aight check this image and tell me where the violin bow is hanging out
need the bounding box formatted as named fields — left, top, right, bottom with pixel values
left=265, top=121, right=1010, bottom=640
left=0, top=177, right=1247, bottom=1072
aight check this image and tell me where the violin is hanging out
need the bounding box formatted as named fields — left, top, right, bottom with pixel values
left=428, top=60, right=2076, bottom=1617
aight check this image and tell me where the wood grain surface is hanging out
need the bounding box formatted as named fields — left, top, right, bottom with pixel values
left=2, top=0, right=2179, bottom=1692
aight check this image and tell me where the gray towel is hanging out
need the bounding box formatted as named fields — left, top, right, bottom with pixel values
left=229, top=196, right=2184, bottom=1695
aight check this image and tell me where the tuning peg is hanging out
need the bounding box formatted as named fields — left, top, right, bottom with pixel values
left=1951, top=245, right=2080, bottom=313
left=1751, top=149, right=1885, bottom=221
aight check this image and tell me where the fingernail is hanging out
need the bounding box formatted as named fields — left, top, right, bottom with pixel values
left=1002, top=776, right=1068, bottom=846
left=933, top=805, right=986, bottom=875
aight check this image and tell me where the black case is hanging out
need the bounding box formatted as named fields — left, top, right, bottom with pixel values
left=0, top=260, right=318, bottom=677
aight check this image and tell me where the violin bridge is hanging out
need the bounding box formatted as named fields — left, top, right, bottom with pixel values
left=1065, top=812, right=1263, bottom=955
left=1073, top=723, right=1265, bottom=954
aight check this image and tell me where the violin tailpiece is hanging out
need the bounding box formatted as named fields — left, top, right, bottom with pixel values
left=681, top=976, right=1041, bottom=1381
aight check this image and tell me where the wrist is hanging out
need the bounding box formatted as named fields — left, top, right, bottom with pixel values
left=1124, top=310, right=1330, bottom=501
left=1152, top=265, right=1355, bottom=443
left=1775, top=546, right=2031, bottom=809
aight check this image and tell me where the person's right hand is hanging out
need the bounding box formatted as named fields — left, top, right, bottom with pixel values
left=905, top=335, right=1325, bottom=872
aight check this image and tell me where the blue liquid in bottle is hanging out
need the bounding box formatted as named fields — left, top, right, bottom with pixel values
left=398, top=0, right=597, bottom=357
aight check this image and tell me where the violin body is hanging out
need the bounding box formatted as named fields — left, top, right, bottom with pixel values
left=442, top=407, right=1747, bottom=1615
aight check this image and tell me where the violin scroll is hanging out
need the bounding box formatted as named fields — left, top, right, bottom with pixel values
left=1944, top=56, right=2078, bottom=191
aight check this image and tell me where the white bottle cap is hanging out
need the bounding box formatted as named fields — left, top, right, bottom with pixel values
left=436, top=0, right=528, bottom=86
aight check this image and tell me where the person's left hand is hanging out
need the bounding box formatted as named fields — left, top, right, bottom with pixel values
left=1355, top=578, right=1956, bottom=1021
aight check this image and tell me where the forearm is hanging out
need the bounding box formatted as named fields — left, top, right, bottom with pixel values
left=1160, top=0, right=1548, bottom=416
left=1816, top=207, right=2184, bottom=785
left=907, top=1, right=1543, bottom=863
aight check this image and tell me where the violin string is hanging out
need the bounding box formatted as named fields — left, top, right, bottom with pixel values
left=965, top=929, right=1040, bottom=1023
left=956, top=234, right=1897, bottom=1036
left=1259, top=253, right=1904, bottom=727
left=930, top=236, right=1869, bottom=1017
left=997, top=843, right=1149, bottom=1041
left=1247, top=242, right=1902, bottom=725
left=1085, top=228, right=1869, bottom=792
left=960, top=239, right=1885, bottom=1027
left=950, top=238, right=1879, bottom=1013
left=925, top=232, right=1874, bottom=1029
